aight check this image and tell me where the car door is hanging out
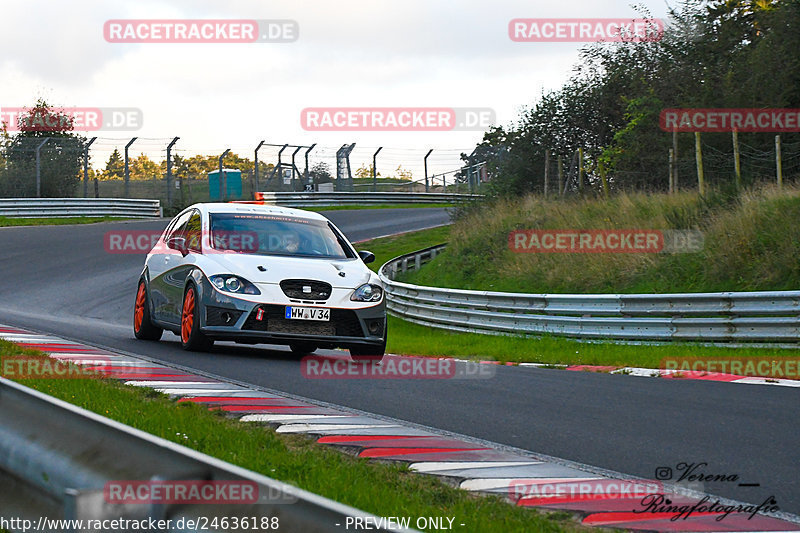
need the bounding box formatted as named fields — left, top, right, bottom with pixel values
left=150, top=209, right=192, bottom=324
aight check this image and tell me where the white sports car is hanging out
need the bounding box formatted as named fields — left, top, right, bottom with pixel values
left=133, top=203, right=387, bottom=360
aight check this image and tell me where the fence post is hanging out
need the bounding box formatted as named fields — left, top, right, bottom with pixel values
left=166, top=137, right=179, bottom=206
left=694, top=132, right=704, bottom=196
left=124, top=137, right=137, bottom=198
left=776, top=135, right=783, bottom=190
left=668, top=148, right=674, bottom=194
left=423, top=149, right=433, bottom=193
left=254, top=140, right=265, bottom=194
left=219, top=148, right=230, bottom=201
left=599, top=165, right=609, bottom=198
left=543, top=149, right=550, bottom=199
left=732, top=130, right=741, bottom=190
left=304, top=143, right=316, bottom=190
left=557, top=155, right=564, bottom=196
left=35, top=138, right=49, bottom=198
left=372, top=147, right=382, bottom=192
left=672, top=129, right=679, bottom=191
left=578, top=148, right=584, bottom=192
left=83, top=137, right=96, bottom=198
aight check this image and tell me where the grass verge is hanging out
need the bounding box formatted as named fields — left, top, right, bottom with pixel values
left=406, top=186, right=800, bottom=293
left=0, top=341, right=583, bottom=533
left=357, top=224, right=799, bottom=370
left=308, top=203, right=455, bottom=212
left=0, top=216, right=130, bottom=227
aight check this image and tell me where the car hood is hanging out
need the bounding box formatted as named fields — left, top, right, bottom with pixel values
left=201, top=253, right=372, bottom=288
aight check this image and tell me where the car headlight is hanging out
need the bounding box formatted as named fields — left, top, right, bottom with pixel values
left=209, top=275, right=260, bottom=295
left=350, top=283, right=383, bottom=302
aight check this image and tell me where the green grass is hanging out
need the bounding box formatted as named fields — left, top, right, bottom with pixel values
left=0, top=216, right=131, bottom=227
left=357, top=224, right=451, bottom=267
left=354, top=220, right=800, bottom=369
left=0, top=341, right=583, bottom=533
left=307, top=203, right=454, bottom=212
left=385, top=315, right=797, bottom=367
left=405, top=186, right=800, bottom=294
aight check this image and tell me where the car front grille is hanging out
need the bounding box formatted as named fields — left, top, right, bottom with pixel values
left=242, top=304, right=364, bottom=337
left=279, top=279, right=332, bottom=301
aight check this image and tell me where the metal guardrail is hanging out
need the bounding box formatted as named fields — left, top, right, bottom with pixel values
left=0, top=378, right=411, bottom=532
left=379, top=245, right=800, bottom=343
left=0, top=198, right=162, bottom=218
left=253, top=191, right=482, bottom=207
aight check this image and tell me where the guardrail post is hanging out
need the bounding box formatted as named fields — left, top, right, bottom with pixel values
left=124, top=137, right=137, bottom=198
left=414, top=254, right=421, bottom=271
left=166, top=137, right=179, bottom=206
left=35, top=138, right=49, bottom=198
left=83, top=137, right=96, bottom=198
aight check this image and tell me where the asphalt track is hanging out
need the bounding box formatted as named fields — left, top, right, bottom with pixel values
left=0, top=207, right=798, bottom=514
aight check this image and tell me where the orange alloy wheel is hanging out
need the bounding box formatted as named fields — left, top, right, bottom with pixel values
left=181, top=288, right=195, bottom=344
left=134, top=283, right=146, bottom=332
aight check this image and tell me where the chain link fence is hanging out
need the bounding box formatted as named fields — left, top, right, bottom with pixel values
left=0, top=136, right=474, bottom=215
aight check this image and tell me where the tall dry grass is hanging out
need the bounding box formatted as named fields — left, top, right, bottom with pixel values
left=410, top=185, right=800, bottom=293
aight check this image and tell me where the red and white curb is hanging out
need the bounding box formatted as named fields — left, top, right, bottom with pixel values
left=2, top=324, right=799, bottom=532
left=453, top=360, right=800, bottom=388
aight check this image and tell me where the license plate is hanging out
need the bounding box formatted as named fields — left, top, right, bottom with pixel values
left=285, top=306, right=330, bottom=321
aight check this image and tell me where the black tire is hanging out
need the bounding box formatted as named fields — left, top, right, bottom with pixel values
left=350, top=318, right=387, bottom=362
left=289, top=342, right=318, bottom=355
left=180, top=284, right=214, bottom=352
left=134, top=279, right=163, bottom=341
left=350, top=340, right=386, bottom=363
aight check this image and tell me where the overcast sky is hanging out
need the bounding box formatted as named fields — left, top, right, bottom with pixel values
left=0, top=0, right=674, bottom=178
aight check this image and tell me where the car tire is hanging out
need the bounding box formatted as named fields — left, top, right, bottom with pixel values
left=349, top=342, right=386, bottom=363
left=289, top=342, right=317, bottom=355
left=134, top=279, right=163, bottom=341
left=350, top=319, right=387, bottom=362
left=181, top=283, right=214, bottom=352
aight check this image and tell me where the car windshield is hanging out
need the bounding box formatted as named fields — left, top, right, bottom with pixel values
left=208, top=213, right=354, bottom=259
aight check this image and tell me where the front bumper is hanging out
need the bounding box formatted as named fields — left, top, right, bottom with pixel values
left=197, top=282, right=386, bottom=349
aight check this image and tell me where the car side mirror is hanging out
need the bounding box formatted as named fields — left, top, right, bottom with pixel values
left=167, top=236, right=187, bottom=256
left=358, top=250, right=375, bottom=264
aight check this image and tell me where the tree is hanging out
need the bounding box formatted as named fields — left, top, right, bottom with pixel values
left=104, top=149, right=124, bottom=180
left=354, top=164, right=379, bottom=180
left=0, top=99, right=85, bottom=197
left=129, top=153, right=160, bottom=180
left=309, top=161, right=333, bottom=184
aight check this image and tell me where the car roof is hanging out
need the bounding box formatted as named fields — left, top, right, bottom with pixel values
left=187, top=202, right=329, bottom=222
